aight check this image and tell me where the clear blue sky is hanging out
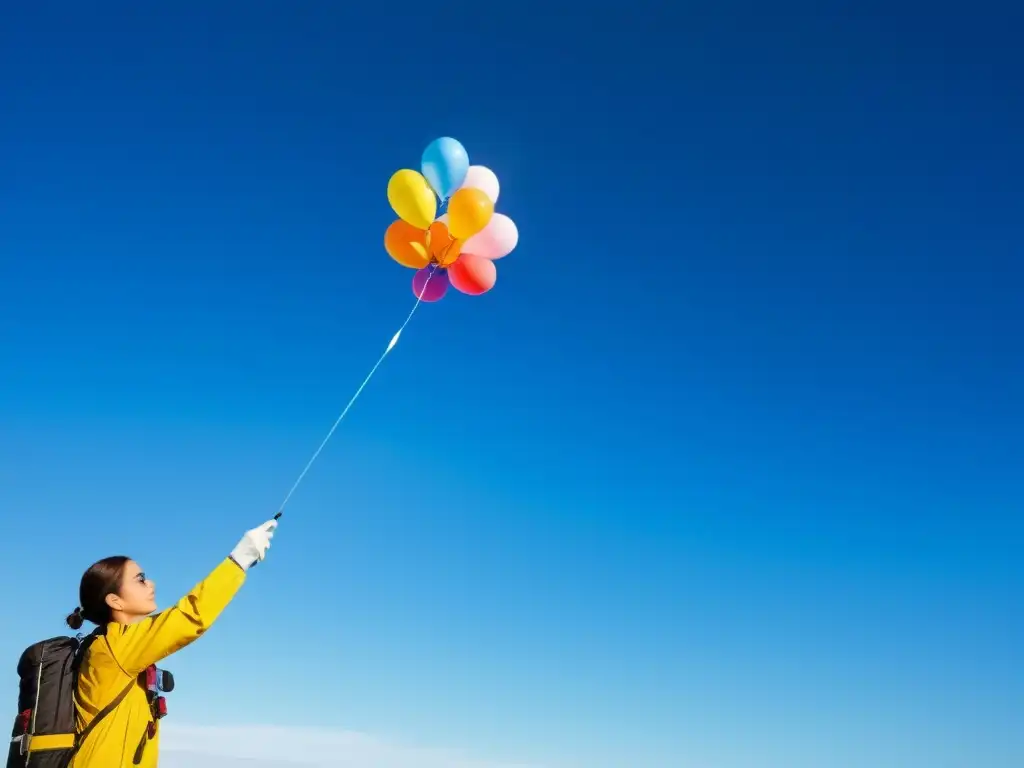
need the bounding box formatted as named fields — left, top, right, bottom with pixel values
left=1, top=3, right=1021, bottom=767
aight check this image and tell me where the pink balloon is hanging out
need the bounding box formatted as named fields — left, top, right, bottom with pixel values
left=462, top=214, right=518, bottom=260
left=459, top=165, right=500, bottom=203
left=449, top=254, right=497, bottom=296
left=412, top=267, right=449, bottom=302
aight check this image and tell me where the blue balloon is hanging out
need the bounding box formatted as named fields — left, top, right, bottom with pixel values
left=421, top=137, right=469, bottom=201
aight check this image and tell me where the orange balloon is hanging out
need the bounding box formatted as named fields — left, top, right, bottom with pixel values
left=427, top=221, right=462, bottom=267
left=449, top=253, right=497, bottom=295
left=384, top=220, right=430, bottom=269
left=446, top=187, right=494, bottom=240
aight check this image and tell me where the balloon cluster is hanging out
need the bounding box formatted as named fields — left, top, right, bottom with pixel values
left=385, top=137, right=518, bottom=302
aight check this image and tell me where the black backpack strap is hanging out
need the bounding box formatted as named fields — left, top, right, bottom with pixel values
left=71, top=678, right=136, bottom=755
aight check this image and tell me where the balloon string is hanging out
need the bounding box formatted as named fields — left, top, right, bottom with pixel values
left=275, top=269, right=435, bottom=515
left=438, top=238, right=456, bottom=264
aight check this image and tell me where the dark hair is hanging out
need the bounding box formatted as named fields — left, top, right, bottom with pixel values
left=66, top=556, right=131, bottom=630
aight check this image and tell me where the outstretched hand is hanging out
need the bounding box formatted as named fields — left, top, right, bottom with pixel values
left=230, top=518, right=278, bottom=570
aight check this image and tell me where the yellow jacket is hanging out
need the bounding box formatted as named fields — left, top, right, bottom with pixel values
left=71, top=557, right=246, bottom=768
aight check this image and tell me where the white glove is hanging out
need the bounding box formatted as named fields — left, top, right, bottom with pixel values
left=230, top=519, right=277, bottom=570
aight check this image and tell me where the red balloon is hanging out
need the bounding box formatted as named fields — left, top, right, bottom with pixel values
left=449, top=253, right=497, bottom=295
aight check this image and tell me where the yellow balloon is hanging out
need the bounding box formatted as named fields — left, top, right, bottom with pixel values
left=387, top=169, right=437, bottom=230
left=447, top=187, right=494, bottom=240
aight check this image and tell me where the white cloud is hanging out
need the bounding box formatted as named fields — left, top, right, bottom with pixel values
left=159, top=723, right=548, bottom=768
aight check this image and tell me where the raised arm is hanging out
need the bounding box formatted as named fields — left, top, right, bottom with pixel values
left=104, top=519, right=276, bottom=675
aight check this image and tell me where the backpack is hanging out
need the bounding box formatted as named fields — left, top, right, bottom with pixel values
left=6, top=633, right=134, bottom=768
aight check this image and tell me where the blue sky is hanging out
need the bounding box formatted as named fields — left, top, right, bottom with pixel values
left=1, top=2, right=1021, bottom=767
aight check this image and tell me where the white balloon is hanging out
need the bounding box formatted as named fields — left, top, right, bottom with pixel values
left=462, top=214, right=518, bottom=260
left=459, top=165, right=500, bottom=204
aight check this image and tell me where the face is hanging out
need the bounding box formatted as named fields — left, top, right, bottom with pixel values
left=106, top=560, right=157, bottom=619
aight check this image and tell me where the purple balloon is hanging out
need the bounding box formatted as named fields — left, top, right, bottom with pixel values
left=412, top=266, right=449, bottom=302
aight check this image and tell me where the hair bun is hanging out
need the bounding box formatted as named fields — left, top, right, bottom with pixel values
left=66, top=606, right=84, bottom=630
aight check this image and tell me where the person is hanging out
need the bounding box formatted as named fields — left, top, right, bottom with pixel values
left=64, top=518, right=278, bottom=767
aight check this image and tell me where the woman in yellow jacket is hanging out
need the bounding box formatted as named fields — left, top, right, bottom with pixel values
left=64, top=518, right=278, bottom=767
